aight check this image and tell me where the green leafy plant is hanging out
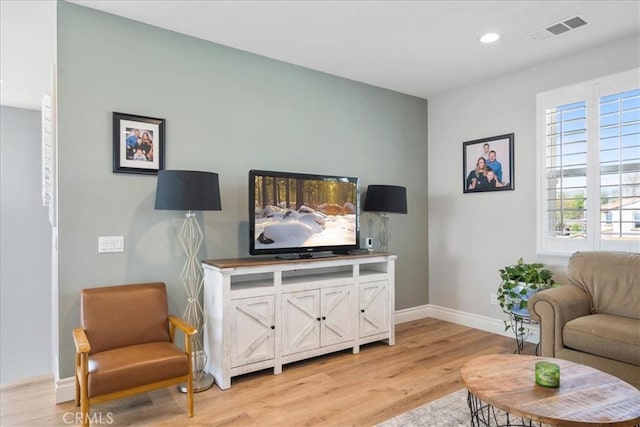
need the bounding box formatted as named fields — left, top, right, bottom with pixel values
left=497, top=258, right=555, bottom=336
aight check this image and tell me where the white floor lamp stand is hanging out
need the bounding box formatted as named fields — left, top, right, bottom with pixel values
left=177, top=211, right=214, bottom=393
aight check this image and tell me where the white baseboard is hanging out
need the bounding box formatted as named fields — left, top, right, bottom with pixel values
left=395, top=304, right=539, bottom=344
left=427, top=304, right=512, bottom=337
left=48, top=305, right=537, bottom=403
left=395, top=304, right=431, bottom=324
left=56, top=376, right=75, bottom=403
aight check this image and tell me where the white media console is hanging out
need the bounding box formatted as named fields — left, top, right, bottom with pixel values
left=202, top=252, right=396, bottom=389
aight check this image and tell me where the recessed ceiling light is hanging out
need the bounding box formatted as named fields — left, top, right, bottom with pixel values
left=479, top=33, right=500, bottom=44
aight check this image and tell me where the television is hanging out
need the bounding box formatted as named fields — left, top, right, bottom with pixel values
left=249, top=169, right=360, bottom=258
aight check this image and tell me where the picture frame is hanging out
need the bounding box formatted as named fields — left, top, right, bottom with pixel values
left=113, top=112, right=165, bottom=175
left=463, top=133, right=514, bottom=193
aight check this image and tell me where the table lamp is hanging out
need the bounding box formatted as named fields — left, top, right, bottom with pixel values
left=155, top=170, right=221, bottom=392
left=363, top=185, right=407, bottom=252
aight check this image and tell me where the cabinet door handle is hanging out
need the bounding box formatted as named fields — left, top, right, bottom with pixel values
left=271, top=325, right=275, bottom=329
left=316, top=317, right=321, bottom=321
left=321, top=316, right=326, bottom=320
left=361, top=309, right=365, bottom=313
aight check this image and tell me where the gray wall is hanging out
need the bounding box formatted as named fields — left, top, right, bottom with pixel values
left=56, top=2, right=428, bottom=379
left=428, top=36, right=640, bottom=318
left=0, top=106, right=53, bottom=384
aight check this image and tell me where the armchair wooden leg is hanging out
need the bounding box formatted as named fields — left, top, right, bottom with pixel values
left=184, top=331, right=194, bottom=418
left=75, top=353, right=80, bottom=406
left=79, top=353, right=89, bottom=427
left=80, top=401, right=89, bottom=427
left=187, top=371, right=194, bottom=417
left=75, top=377, right=80, bottom=407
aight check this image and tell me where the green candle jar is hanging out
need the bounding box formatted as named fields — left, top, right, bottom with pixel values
left=535, top=361, right=560, bottom=387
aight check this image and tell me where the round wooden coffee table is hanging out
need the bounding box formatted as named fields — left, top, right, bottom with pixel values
left=461, top=354, right=640, bottom=427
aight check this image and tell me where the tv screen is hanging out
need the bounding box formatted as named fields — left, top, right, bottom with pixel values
left=249, top=170, right=360, bottom=258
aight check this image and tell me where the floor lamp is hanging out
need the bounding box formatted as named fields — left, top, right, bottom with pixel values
left=363, top=185, right=408, bottom=252
left=155, top=170, right=222, bottom=392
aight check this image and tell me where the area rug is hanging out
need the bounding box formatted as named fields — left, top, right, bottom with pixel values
left=377, top=389, right=470, bottom=427
left=378, top=389, right=549, bottom=427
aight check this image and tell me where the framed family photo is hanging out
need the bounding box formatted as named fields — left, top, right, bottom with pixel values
left=463, top=133, right=514, bottom=193
left=113, top=112, right=165, bottom=175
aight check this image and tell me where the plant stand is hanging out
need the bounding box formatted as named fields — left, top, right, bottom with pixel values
left=508, top=311, right=539, bottom=355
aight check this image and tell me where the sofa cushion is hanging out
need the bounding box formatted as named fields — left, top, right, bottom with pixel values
left=87, top=341, right=188, bottom=397
left=567, top=251, right=640, bottom=319
left=563, top=314, right=640, bottom=366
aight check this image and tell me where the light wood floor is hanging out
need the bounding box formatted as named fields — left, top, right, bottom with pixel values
left=1, top=318, right=534, bottom=426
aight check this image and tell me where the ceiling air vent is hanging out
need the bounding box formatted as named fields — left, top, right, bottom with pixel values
left=527, top=15, right=589, bottom=41
left=564, top=16, right=588, bottom=29
left=546, top=23, right=571, bottom=36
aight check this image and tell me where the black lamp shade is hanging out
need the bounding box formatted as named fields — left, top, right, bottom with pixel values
left=363, top=185, right=407, bottom=214
left=154, top=170, right=222, bottom=211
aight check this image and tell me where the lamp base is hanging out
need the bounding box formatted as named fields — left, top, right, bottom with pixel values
left=177, top=372, right=215, bottom=393
left=377, top=213, right=390, bottom=252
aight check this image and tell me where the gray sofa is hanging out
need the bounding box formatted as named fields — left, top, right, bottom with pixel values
left=528, top=251, right=640, bottom=389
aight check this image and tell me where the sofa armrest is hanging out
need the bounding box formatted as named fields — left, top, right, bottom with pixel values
left=528, top=285, right=591, bottom=357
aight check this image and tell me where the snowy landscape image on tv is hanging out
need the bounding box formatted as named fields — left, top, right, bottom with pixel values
left=252, top=172, right=358, bottom=252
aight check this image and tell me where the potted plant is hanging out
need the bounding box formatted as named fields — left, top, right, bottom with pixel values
left=497, top=258, right=555, bottom=337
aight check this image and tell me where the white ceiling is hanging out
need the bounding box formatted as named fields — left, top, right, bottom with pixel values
left=2, top=1, right=639, bottom=110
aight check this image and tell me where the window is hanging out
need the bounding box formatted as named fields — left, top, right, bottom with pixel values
left=605, top=211, right=613, bottom=225
left=537, top=69, right=640, bottom=254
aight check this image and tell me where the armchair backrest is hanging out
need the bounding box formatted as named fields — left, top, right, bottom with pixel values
left=567, top=251, right=640, bottom=319
left=81, top=282, right=171, bottom=354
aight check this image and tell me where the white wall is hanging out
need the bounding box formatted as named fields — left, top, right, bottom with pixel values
left=428, top=35, right=640, bottom=319
left=0, top=106, right=53, bottom=385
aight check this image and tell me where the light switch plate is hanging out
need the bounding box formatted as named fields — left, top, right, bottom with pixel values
left=98, top=236, right=124, bottom=253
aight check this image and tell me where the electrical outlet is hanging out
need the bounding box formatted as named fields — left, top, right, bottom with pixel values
left=490, top=294, right=498, bottom=306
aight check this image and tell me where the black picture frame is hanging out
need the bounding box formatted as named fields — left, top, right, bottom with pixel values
left=113, top=112, right=165, bottom=175
left=463, top=133, right=514, bottom=193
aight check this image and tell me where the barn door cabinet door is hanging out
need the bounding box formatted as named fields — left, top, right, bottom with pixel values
left=282, top=285, right=353, bottom=356
left=359, top=280, right=389, bottom=338
left=230, top=295, right=275, bottom=368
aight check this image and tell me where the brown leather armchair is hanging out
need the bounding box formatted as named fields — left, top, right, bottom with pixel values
left=72, top=282, right=196, bottom=426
